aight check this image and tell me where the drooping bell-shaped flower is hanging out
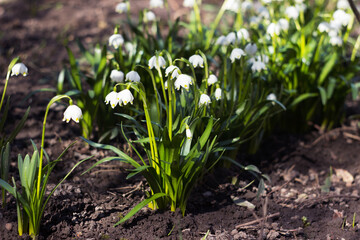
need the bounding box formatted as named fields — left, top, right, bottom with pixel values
left=174, top=74, right=192, bottom=91
left=11, top=63, right=28, bottom=76
left=145, top=11, right=156, bottom=21
left=318, top=22, right=331, bottom=33
left=63, top=105, right=83, bottom=123
left=285, top=6, right=299, bottom=19
left=115, top=2, right=128, bottom=13
left=207, top=74, right=218, bottom=86
left=251, top=60, right=266, bottom=72
left=267, top=22, right=281, bottom=37
left=337, top=0, right=350, bottom=9
left=165, top=65, right=181, bottom=79
left=244, top=43, right=257, bottom=56
left=230, top=48, right=246, bottom=63
left=199, top=94, right=211, bottom=106
left=224, top=0, right=241, bottom=12
left=333, top=9, right=351, bottom=27
left=164, top=80, right=168, bottom=90
left=185, top=124, right=192, bottom=139
left=266, top=93, right=277, bottom=101
left=105, top=91, right=121, bottom=108
left=183, top=0, right=195, bottom=7
left=215, top=88, right=222, bottom=101
left=216, top=35, right=227, bottom=46
left=330, top=36, right=343, bottom=46
left=148, top=55, right=166, bottom=69
left=150, top=0, right=164, bottom=8
left=237, top=28, right=250, bottom=41
left=278, top=18, right=289, bottom=31
left=189, top=54, right=204, bottom=68
left=125, top=71, right=141, bottom=82
left=225, top=32, right=237, bottom=45
left=110, top=69, right=124, bottom=82
left=109, top=34, right=124, bottom=49
left=118, top=89, right=134, bottom=105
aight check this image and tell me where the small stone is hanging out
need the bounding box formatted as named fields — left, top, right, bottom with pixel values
left=231, top=229, right=238, bottom=236
left=271, top=222, right=279, bottom=229
left=74, top=188, right=81, bottom=194
left=202, top=191, right=212, bottom=197
left=5, top=223, right=12, bottom=231
left=234, top=231, right=247, bottom=240
left=267, top=230, right=280, bottom=240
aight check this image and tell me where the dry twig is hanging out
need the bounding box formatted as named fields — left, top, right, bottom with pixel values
left=236, top=212, right=280, bottom=229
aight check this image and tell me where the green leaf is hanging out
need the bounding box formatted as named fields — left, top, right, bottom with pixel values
left=66, top=46, right=82, bottom=91
left=288, top=93, right=318, bottom=108
left=318, top=86, right=327, bottom=105
left=318, top=53, right=337, bottom=85
left=57, top=69, right=65, bottom=93
left=114, top=193, right=168, bottom=226
left=7, top=106, right=30, bottom=143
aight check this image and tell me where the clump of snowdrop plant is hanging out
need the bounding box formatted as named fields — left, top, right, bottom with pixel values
left=0, top=93, right=90, bottom=239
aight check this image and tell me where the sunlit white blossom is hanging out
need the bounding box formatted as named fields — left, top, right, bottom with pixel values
left=145, top=11, right=156, bottom=21
left=244, top=43, right=257, bottom=56
left=189, top=54, right=204, bottom=68
left=185, top=124, right=192, bottom=139
left=278, top=18, right=289, bottom=31
left=267, top=22, right=281, bottom=37
left=241, top=1, right=253, bottom=12
left=216, top=35, right=227, bottom=46
left=330, top=36, right=343, bottom=46
left=110, top=70, right=124, bottom=82
left=215, top=88, right=222, bottom=101
left=207, top=74, right=218, bottom=86
left=337, top=0, right=350, bottom=9
left=257, top=6, right=270, bottom=19
left=11, top=63, right=28, bottom=76
left=266, top=93, right=277, bottom=101
left=237, top=28, right=250, bottom=41
left=118, top=89, right=134, bottom=105
left=125, top=71, right=141, bottom=82
left=148, top=55, right=166, bottom=69
left=175, top=74, right=192, bottom=91
left=249, top=16, right=261, bottom=26
left=125, top=42, right=137, bottom=56
left=333, top=9, right=351, bottom=26
left=224, top=0, right=241, bottom=12
left=199, top=94, right=211, bottom=106
left=165, top=65, right=181, bottom=79
left=285, top=6, right=299, bottom=19
left=63, top=105, right=83, bottom=123
left=164, top=80, right=168, bottom=90
left=226, top=32, right=237, bottom=45
left=295, top=3, right=306, bottom=12
left=115, top=2, right=128, bottom=13
left=329, top=19, right=342, bottom=31
left=251, top=60, right=266, bottom=72
left=318, top=22, right=331, bottom=33
left=109, top=34, right=124, bottom=49
left=150, top=0, right=163, bottom=8
left=230, top=48, right=246, bottom=63
left=105, top=91, right=120, bottom=108
left=183, top=0, right=195, bottom=7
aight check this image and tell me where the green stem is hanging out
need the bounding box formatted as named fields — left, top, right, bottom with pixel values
left=0, top=71, right=10, bottom=113
left=351, top=35, right=360, bottom=62
left=193, top=0, right=203, bottom=39
left=36, top=95, right=72, bottom=200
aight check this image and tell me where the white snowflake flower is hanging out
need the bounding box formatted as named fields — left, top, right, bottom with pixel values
left=330, top=36, right=343, bottom=46
left=11, top=63, right=28, bottom=76
left=164, top=80, right=168, bottom=90
left=148, top=55, right=166, bottom=69
left=241, top=1, right=253, bottom=12
left=145, top=11, right=156, bottom=21
left=109, top=34, right=124, bottom=49
left=105, top=91, right=121, bottom=108
left=216, top=35, right=227, bottom=46
left=185, top=124, right=192, bottom=139
left=189, top=54, right=204, bottom=68
left=244, top=43, right=257, bottom=56
left=285, top=6, right=299, bottom=19
left=63, top=105, right=83, bottom=123
left=215, top=88, right=222, bottom=101
left=318, top=22, right=331, bottom=33
left=183, top=0, right=195, bottom=7
left=174, top=74, right=192, bottom=91
left=251, top=60, right=266, bottom=72
left=267, top=22, right=281, bottom=37
left=224, top=0, right=241, bottom=12
left=165, top=65, right=181, bottom=79
left=125, top=71, right=141, bottom=82
left=230, top=48, right=246, bottom=63
left=199, top=94, right=211, bottom=106
left=110, top=70, right=124, bottom=82
left=337, top=0, right=350, bottom=9
left=207, top=74, right=218, bottom=86
left=118, top=89, right=134, bottom=105
left=333, top=9, right=351, bottom=26
left=257, top=6, right=270, bottom=19
left=115, top=2, right=128, bottom=13
left=237, top=28, right=250, bottom=41
left=226, top=32, right=237, bottom=45
left=266, top=93, right=277, bottom=101
left=278, top=18, right=289, bottom=31
left=150, top=0, right=164, bottom=8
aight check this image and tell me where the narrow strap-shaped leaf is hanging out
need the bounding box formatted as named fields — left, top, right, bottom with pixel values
left=318, top=53, right=337, bottom=85
left=0, top=178, right=15, bottom=196
left=318, top=86, right=327, bottom=105
left=288, top=93, right=318, bottom=108
left=66, top=46, right=82, bottom=91
left=82, top=156, right=140, bottom=175
left=7, top=106, right=30, bottom=143
left=114, top=193, right=168, bottom=226
left=0, top=96, right=10, bottom=133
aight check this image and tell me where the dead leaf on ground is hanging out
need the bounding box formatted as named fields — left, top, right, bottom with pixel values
left=334, top=168, right=354, bottom=187
left=231, top=196, right=255, bottom=210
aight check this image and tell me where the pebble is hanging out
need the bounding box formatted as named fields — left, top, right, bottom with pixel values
left=234, top=231, right=247, bottom=240
left=267, top=230, right=280, bottom=240
left=230, top=229, right=238, bottom=236
left=5, top=223, right=12, bottom=231
left=271, top=222, right=279, bottom=230
left=74, top=188, right=81, bottom=194
left=202, top=191, right=212, bottom=197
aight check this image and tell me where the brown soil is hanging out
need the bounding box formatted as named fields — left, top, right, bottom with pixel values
left=1, top=0, right=360, bottom=239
